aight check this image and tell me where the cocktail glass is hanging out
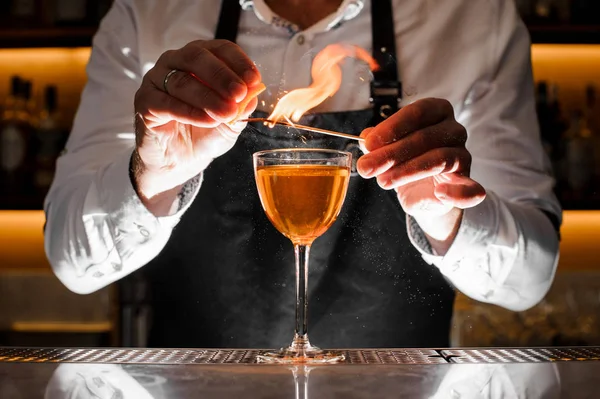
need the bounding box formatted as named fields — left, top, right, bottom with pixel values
left=253, top=148, right=352, bottom=363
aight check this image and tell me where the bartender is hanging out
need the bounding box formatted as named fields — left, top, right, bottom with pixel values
left=44, top=0, right=561, bottom=348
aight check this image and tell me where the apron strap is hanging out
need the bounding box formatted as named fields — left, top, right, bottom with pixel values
left=215, top=0, right=241, bottom=41
left=370, top=0, right=402, bottom=122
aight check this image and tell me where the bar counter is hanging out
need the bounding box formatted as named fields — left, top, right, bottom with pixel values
left=0, top=347, right=599, bottom=398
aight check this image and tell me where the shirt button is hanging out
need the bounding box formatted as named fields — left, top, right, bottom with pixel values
left=296, top=34, right=305, bottom=45
left=139, top=227, right=150, bottom=237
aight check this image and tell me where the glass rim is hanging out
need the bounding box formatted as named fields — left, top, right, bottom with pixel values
left=252, top=148, right=351, bottom=161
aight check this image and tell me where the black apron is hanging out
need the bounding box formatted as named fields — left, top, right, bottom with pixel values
left=142, top=0, right=455, bottom=349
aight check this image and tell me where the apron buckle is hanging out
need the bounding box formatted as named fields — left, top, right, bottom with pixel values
left=370, top=81, right=402, bottom=119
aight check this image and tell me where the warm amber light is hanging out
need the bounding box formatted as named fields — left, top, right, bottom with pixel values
left=531, top=44, right=600, bottom=112
left=0, top=47, right=91, bottom=126
left=558, top=211, right=600, bottom=272
left=0, top=210, right=49, bottom=270
left=532, top=44, right=600, bottom=80
left=11, top=321, right=112, bottom=333
left=0, top=46, right=90, bottom=62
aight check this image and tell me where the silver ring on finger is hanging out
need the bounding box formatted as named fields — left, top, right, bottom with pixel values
left=163, top=69, right=179, bottom=95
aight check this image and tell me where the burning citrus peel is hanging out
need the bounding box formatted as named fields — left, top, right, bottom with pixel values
left=228, top=82, right=266, bottom=124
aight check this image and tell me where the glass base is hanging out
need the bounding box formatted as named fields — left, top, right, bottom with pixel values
left=257, top=334, right=345, bottom=364
left=256, top=347, right=346, bottom=364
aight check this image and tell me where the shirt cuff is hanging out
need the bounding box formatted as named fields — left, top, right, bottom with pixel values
left=407, top=192, right=511, bottom=278
left=126, top=149, right=202, bottom=227
left=89, top=149, right=200, bottom=243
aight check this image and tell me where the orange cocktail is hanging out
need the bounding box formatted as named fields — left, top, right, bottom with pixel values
left=253, top=149, right=351, bottom=364
left=255, top=164, right=349, bottom=245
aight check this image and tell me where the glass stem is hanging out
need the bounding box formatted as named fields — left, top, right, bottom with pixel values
left=292, top=244, right=311, bottom=351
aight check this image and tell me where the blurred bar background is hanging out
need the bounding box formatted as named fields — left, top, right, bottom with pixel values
left=0, top=0, right=598, bottom=348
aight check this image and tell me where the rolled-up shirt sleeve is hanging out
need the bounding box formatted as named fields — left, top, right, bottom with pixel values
left=407, top=0, right=561, bottom=311
left=44, top=0, right=199, bottom=294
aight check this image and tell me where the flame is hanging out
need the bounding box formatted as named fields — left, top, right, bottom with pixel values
left=268, top=44, right=378, bottom=124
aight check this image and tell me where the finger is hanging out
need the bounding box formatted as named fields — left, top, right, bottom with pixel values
left=358, top=127, right=374, bottom=154
left=146, top=67, right=238, bottom=122
left=179, top=40, right=260, bottom=98
left=374, top=147, right=472, bottom=190
left=178, top=42, right=249, bottom=100
left=396, top=179, right=455, bottom=217
left=357, top=120, right=467, bottom=178
left=365, top=98, right=455, bottom=151
left=207, top=40, right=262, bottom=86
left=136, top=87, right=220, bottom=129
left=191, top=123, right=240, bottom=158
left=434, top=177, right=486, bottom=209
left=155, top=43, right=249, bottom=102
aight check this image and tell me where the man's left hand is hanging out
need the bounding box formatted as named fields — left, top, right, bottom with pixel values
left=356, top=98, right=486, bottom=254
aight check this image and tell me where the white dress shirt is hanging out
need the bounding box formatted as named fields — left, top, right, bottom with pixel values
left=44, top=0, right=561, bottom=312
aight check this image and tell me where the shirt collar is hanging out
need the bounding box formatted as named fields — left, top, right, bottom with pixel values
left=240, top=0, right=364, bottom=35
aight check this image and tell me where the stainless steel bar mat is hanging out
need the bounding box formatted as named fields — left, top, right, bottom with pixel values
left=0, top=347, right=598, bottom=364
left=0, top=348, right=444, bottom=364
left=440, top=347, right=600, bottom=363
left=0, top=348, right=259, bottom=364
left=345, top=349, right=447, bottom=364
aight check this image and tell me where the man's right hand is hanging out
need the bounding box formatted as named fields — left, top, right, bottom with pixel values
left=132, top=40, right=261, bottom=215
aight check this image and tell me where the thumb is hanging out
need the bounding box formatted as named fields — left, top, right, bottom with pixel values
left=358, top=127, right=374, bottom=154
left=434, top=176, right=486, bottom=209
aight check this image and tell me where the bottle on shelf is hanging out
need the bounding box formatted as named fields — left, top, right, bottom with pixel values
left=536, top=81, right=567, bottom=198
left=0, top=76, right=35, bottom=198
left=583, top=84, right=600, bottom=199
left=22, top=80, right=39, bottom=127
left=536, top=81, right=551, bottom=153
left=564, top=110, right=594, bottom=201
left=34, top=85, right=68, bottom=193
left=1, top=76, right=21, bottom=119
left=536, top=82, right=565, bottom=160
left=548, top=84, right=567, bottom=168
